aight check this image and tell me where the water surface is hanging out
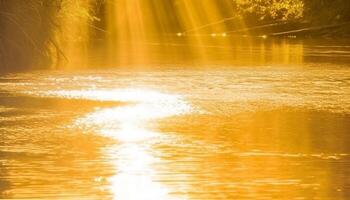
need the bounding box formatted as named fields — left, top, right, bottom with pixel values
left=1, top=39, right=350, bottom=199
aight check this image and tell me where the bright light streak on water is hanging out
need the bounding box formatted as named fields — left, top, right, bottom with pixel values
left=53, top=89, right=191, bottom=199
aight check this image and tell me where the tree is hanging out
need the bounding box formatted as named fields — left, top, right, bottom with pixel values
left=233, top=0, right=304, bottom=23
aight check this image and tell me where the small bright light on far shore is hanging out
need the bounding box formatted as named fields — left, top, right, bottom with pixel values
left=211, top=33, right=217, bottom=37
left=176, top=32, right=183, bottom=37
left=261, top=35, right=267, bottom=39
left=221, top=33, right=227, bottom=37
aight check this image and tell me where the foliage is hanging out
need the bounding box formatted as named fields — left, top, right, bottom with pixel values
left=234, top=0, right=350, bottom=24
left=234, top=0, right=304, bottom=22
left=0, top=0, right=99, bottom=72
left=303, top=0, right=350, bottom=24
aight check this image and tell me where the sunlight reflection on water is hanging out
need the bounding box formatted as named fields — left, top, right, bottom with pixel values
left=68, top=89, right=191, bottom=199
left=0, top=67, right=350, bottom=199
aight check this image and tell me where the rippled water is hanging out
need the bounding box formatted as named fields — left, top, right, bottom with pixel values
left=1, top=40, right=350, bottom=199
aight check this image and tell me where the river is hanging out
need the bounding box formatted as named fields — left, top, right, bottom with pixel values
left=0, top=38, right=350, bottom=199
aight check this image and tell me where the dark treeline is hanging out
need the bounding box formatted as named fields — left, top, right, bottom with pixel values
left=304, top=0, right=350, bottom=24
left=234, top=0, right=350, bottom=36
left=0, top=0, right=100, bottom=72
left=236, top=0, right=350, bottom=23
left=0, top=1, right=61, bottom=72
left=1, top=0, right=350, bottom=72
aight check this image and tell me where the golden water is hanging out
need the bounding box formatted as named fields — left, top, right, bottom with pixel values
left=1, top=0, right=350, bottom=199
left=1, top=40, right=350, bottom=199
